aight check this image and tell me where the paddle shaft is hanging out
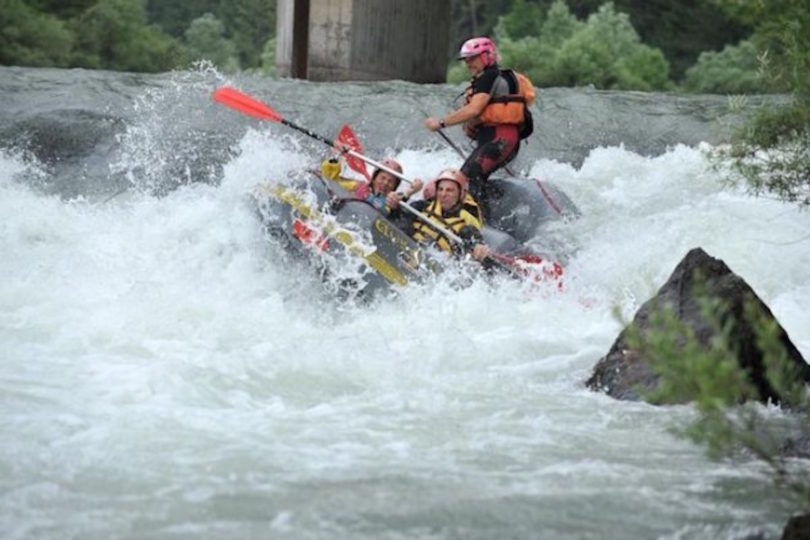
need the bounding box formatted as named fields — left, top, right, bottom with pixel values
left=280, top=117, right=414, bottom=187
left=278, top=117, right=337, bottom=150
left=436, top=128, right=466, bottom=160
left=437, top=127, right=519, bottom=177
left=393, top=199, right=518, bottom=274
left=213, top=87, right=493, bottom=264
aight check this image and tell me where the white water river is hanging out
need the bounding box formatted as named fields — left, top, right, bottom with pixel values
left=2, top=129, right=809, bottom=539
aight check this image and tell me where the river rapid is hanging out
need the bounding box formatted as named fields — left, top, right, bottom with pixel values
left=1, top=66, right=808, bottom=539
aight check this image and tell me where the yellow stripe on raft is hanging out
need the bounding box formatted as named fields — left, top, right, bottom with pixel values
left=259, top=184, right=409, bottom=287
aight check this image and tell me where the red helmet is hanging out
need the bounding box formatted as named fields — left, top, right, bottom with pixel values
left=371, top=157, right=403, bottom=188
left=458, top=37, right=497, bottom=66
left=433, top=168, right=468, bottom=200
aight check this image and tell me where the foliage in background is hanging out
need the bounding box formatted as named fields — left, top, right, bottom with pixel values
left=261, top=38, right=277, bottom=76
left=218, top=0, right=275, bottom=69
left=705, top=0, right=810, bottom=209
left=0, top=0, right=75, bottom=67
left=0, top=0, right=275, bottom=72
left=450, top=0, right=749, bottom=82
left=70, top=0, right=182, bottom=72
left=499, top=0, right=544, bottom=39
left=599, top=0, right=749, bottom=82
left=621, top=293, right=810, bottom=510
left=145, top=0, right=221, bottom=37
left=548, top=3, right=671, bottom=90
left=183, top=14, right=239, bottom=73
left=683, top=40, right=776, bottom=95
left=450, top=2, right=671, bottom=92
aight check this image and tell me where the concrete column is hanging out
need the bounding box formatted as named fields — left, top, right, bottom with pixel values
left=276, top=0, right=311, bottom=79
left=277, top=0, right=451, bottom=82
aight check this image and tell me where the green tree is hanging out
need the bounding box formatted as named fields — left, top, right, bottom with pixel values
left=71, top=0, right=182, bottom=72
left=707, top=0, right=810, bottom=209
left=536, top=0, right=583, bottom=46
left=683, top=40, right=779, bottom=94
left=260, top=37, right=276, bottom=76
left=28, top=0, right=97, bottom=19
left=500, top=0, right=544, bottom=39
left=220, top=0, right=275, bottom=69
left=183, top=13, right=239, bottom=72
left=610, top=0, right=750, bottom=82
left=146, top=0, right=221, bottom=37
left=498, top=0, right=583, bottom=84
left=709, top=0, right=809, bottom=93
left=451, top=0, right=750, bottom=82
left=449, top=0, right=512, bottom=57
left=490, top=1, right=671, bottom=91
left=0, top=0, right=74, bottom=67
left=552, top=3, right=670, bottom=90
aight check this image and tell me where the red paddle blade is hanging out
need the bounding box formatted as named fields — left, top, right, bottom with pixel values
left=213, top=87, right=282, bottom=123
left=337, top=124, right=370, bottom=180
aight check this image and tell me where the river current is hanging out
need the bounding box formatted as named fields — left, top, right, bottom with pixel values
left=1, top=66, right=808, bottom=539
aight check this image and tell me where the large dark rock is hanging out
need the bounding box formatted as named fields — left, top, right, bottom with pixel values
left=780, top=434, right=810, bottom=460
left=781, top=513, right=810, bottom=540
left=586, top=247, right=810, bottom=403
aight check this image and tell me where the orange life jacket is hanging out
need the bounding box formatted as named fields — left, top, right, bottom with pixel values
left=466, top=69, right=536, bottom=133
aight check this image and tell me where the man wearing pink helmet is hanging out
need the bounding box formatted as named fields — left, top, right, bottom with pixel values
left=386, top=168, right=490, bottom=262
left=321, top=155, right=423, bottom=213
left=424, top=36, right=533, bottom=217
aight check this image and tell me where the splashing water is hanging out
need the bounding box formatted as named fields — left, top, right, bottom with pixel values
left=1, top=72, right=809, bottom=540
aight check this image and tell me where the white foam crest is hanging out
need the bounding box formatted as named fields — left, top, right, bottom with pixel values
left=531, top=144, right=810, bottom=342
left=2, top=138, right=807, bottom=538
left=110, top=66, right=230, bottom=194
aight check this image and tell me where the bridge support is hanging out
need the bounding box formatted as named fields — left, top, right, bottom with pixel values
left=276, top=0, right=451, bottom=82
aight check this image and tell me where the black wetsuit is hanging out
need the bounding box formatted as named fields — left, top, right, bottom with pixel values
left=462, top=64, right=521, bottom=212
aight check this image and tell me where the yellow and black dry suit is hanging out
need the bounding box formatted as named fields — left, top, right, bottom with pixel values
left=396, top=198, right=484, bottom=255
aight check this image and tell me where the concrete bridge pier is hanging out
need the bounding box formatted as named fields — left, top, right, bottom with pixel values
left=276, top=0, right=451, bottom=82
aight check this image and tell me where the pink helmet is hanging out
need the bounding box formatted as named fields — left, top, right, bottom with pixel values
left=458, top=37, right=497, bottom=66
left=422, top=179, right=437, bottom=200
left=433, top=168, right=469, bottom=200
left=372, top=157, right=403, bottom=188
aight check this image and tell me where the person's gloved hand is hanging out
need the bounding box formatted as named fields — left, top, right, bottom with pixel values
left=321, top=158, right=342, bottom=180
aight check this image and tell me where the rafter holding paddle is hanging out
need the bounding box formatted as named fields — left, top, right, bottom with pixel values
left=212, top=86, right=564, bottom=287
left=335, top=123, right=565, bottom=283
left=213, top=87, right=451, bottom=239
